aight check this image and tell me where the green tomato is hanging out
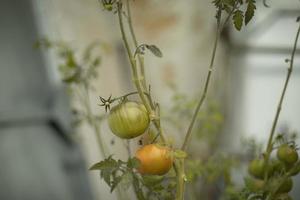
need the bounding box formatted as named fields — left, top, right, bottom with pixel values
left=248, top=159, right=266, bottom=179
left=276, top=178, right=293, bottom=194
left=108, top=101, right=150, bottom=139
left=274, top=193, right=292, bottom=200
left=277, top=144, right=298, bottom=165
left=244, top=177, right=265, bottom=192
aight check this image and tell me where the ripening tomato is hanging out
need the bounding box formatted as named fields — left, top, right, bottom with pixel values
left=277, top=144, right=298, bottom=165
left=108, top=101, right=150, bottom=139
left=135, top=144, right=173, bottom=175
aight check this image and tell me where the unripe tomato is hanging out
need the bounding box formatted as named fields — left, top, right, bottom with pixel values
left=275, top=178, right=293, bottom=194
left=288, top=164, right=300, bottom=176
left=274, top=193, right=292, bottom=200
left=135, top=144, right=173, bottom=175
left=244, top=177, right=265, bottom=192
left=248, top=159, right=267, bottom=179
left=108, top=101, right=150, bottom=139
left=277, top=144, right=298, bottom=165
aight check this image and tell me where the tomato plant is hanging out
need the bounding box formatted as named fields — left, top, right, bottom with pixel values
left=39, top=0, right=300, bottom=199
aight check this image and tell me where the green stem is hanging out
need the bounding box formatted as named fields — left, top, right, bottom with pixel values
left=117, top=2, right=167, bottom=143
left=181, top=14, right=222, bottom=151
left=117, top=2, right=151, bottom=113
left=125, top=0, right=147, bottom=90
left=83, top=83, right=108, bottom=157
left=264, top=21, right=300, bottom=181
left=175, top=159, right=185, bottom=200
left=83, top=83, right=127, bottom=200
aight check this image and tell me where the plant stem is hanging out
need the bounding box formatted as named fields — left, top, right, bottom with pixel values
left=83, top=83, right=108, bottom=157
left=125, top=0, right=147, bottom=90
left=83, top=83, right=128, bottom=200
left=264, top=21, right=300, bottom=181
left=117, top=2, right=150, bottom=111
left=181, top=14, right=222, bottom=151
left=175, top=159, right=185, bottom=200
left=117, top=2, right=167, bottom=143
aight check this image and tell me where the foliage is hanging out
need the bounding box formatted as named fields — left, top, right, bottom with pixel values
left=212, top=0, right=256, bottom=30
left=36, top=0, right=300, bottom=200
left=90, top=155, right=177, bottom=200
left=35, top=39, right=105, bottom=127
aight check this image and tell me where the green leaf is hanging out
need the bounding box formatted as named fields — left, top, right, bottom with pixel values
left=110, top=176, right=123, bottom=193
left=89, top=155, right=118, bottom=170
left=119, top=172, right=133, bottom=191
left=233, top=10, right=244, bottom=31
left=145, top=45, right=163, bottom=58
left=127, top=157, right=141, bottom=169
left=245, top=0, right=256, bottom=25
left=132, top=173, right=146, bottom=200
left=224, top=0, right=235, bottom=6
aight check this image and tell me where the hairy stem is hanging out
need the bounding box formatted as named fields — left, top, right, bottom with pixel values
left=181, top=14, right=222, bottom=151
left=175, top=159, right=185, bottom=200
left=125, top=0, right=147, bottom=90
left=264, top=21, right=300, bottom=181
left=117, top=2, right=167, bottom=143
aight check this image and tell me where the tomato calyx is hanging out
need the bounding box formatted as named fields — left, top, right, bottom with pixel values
left=99, top=95, right=113, bottom=112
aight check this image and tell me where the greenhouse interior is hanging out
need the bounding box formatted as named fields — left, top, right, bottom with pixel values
left=0, top=0, right=300, bottom=200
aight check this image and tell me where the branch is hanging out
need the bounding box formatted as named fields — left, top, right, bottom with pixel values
left=264, top=20, right=300, bottom=181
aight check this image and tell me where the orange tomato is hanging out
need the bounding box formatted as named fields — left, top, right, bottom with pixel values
left=135, top=144, right=173, bottom=175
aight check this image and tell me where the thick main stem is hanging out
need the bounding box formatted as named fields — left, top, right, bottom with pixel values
left=175, top=160, right=185, bottom=200
left=264, top=22, right=300, bottom=181
left=117, top=2, right=167, bottom=143
left=126, top=0, right=147, bottom=90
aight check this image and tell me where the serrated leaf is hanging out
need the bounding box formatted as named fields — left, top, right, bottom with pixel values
left=224, top=0, right=235, bottom=6
left=132, top=173, right=146, bottom=200
left=89, top=155, right=118, bottom=170
left=110, top=176, right=122, bottom=192
left=145, top=45, right=163, bottom=58
left=233, top=10, right=244, bottom=31
left=245, top=0, right=256, bottom=25
left=119, top=172, right=133, bottom=191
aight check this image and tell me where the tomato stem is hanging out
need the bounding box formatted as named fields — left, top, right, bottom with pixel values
left=125, top=0, right=147, bottom=90
left=264, top=21, right=300, bottom=183
left=181, top=9, right=222, bottom=152
left=117, top=1, right=167, bottom=143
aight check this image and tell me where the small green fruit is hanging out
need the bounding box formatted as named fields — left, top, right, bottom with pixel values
left=274, top=193, right=292, bottom=200
left=244, top=177, right=265, bottom=192
left=274, top=178, right=293, bottom=194
left=277, top=144, right=298, bottom=165
left=248, top=159, right=266, bottom=179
